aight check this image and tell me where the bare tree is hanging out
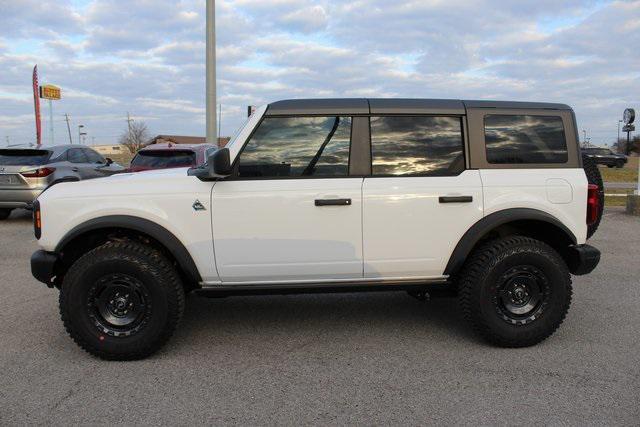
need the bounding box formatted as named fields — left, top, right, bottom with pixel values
left=119, top=121, right=150, bottom=154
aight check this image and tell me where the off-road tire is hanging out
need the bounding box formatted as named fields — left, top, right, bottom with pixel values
left=59, top=241, right=185, bottom=360
left=458, top=236, right=572, bottom=348
left=0, top=208, right=12, bottom=220
left=582, top=154, right=604, bottom=239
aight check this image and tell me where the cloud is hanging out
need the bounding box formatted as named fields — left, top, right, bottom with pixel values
left=0, top=0, right=639, bottom=146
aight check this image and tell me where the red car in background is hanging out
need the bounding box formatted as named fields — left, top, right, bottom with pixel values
left=128, top=143, right=218, bottom=172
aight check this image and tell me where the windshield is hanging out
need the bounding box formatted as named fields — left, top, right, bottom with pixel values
left=130, top=150, right=196, bottom=169
left=0, top=149, right=51, bottom=166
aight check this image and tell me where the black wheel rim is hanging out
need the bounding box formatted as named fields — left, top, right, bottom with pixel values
left=87, top=274, right=152, bottom=337
left=493, top=265, right=550, bottom=325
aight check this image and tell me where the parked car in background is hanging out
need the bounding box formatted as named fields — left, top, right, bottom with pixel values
left=581, top=147, right=627, bottom=168
left=0, top=145, right=124, bottom=220
left=128, top=143, right=217, bottom=172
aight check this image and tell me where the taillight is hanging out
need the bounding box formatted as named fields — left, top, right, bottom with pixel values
left=21, top=167, right=55, bottom=178
left=33, top=200, right=42, bottom=239
left=586, top=184, right=599, bottom=226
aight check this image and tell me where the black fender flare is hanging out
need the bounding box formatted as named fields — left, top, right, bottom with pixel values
left=444, top=208, right=577, bottom=276
left=55, top=215, right=202, bottom=284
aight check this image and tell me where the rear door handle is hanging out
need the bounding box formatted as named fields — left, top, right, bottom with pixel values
left=71, top=167, right=79, bottom=172
left=315, top=198, right=352, bottom=206
left=439, top=196, right=473, bottom=203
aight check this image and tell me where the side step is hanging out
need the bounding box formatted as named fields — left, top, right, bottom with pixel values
left=194, top=280, right=456, bottom=298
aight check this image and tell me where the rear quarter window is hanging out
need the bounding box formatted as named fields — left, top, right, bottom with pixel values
left=484, top=115, right=568, bottom=164
left=131, top=150, right=196, bottom=169
left=0, top=150, right=51, bottom=166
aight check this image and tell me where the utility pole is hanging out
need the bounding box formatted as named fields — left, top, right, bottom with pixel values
left=206, top=0, right=217, bottom=146
left=218, top=103, right=222, bottom=140
left=64, top=113, right=73, bottom=144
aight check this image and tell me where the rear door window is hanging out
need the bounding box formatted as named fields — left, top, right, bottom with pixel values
left=370, top=116, right=464, bottom=176
left=131, top=150, right=196, bottom=169
left=0, top=150, right=51, bottom=166
left=484, top=115, right=568, bottom=164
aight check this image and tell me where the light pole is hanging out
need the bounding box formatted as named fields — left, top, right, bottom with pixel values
left=206, top=0, right=217, bottom=146
left=618, top=120, right=623, bottom=148
left=78, top=125, right=86, bottom=145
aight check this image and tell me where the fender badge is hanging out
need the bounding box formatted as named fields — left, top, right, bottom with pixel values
left=192, top=200, right=206, bottom=211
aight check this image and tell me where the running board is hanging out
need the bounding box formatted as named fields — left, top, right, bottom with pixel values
left=195, top=278, right=454, bottom=298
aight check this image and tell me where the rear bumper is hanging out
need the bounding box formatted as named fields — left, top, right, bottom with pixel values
left=31, top=250, right=59, bottom=288
left=0, top=188, right=44, bottom=209
left=566, top=244, right=600, bottom=275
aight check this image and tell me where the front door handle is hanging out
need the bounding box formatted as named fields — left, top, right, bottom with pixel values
left=315, top=198, right=352, bottom=206
left=71, top=167, right=79, bottom=172
left=439, top=196, right=473, bottom=203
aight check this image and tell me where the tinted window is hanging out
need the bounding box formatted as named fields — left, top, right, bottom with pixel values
left=485, top=115, right=567, bottom=164
left=0, top=150, right=51, bottom=166
left=130, top=150, right=196, bottom=169
left=370, top=116, right=464, bottom=176
left=238, top=116, right=351, bottom=178
left=67, top=148, right=88, bottom=163
left=84, top=149, right=104, bottom=163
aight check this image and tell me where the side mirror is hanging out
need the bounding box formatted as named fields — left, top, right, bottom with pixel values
left=189, top=148, right=232, bottom=180
left=105, top=157, right=113, bottom=166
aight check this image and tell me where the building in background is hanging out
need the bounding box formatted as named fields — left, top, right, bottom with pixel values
left=93, top=144, right=125, bottom=156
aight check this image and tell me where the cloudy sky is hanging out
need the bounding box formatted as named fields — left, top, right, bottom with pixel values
left=1, top=0, right=638, bottom=147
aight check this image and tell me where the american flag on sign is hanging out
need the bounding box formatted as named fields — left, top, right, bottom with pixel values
left=33, top=65, right=42, bottom=146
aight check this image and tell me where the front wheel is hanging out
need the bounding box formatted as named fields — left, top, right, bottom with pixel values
left=59, top=241, right=185, bottom=360
left=458, top=236, right=572, bottom=347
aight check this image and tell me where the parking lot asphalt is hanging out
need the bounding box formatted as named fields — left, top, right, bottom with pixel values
left=1, top=208, right=639, bottom=425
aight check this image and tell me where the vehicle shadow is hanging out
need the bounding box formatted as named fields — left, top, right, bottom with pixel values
left=5, top=208, right=33, bottom=222
left=172, top=291, right=478, bottom=354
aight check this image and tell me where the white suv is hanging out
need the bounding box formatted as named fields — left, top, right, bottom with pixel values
left=31, top=99, right=602, bottom=360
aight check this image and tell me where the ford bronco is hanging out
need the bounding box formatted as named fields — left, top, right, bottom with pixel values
left=31, top=99, right=602, bottom=360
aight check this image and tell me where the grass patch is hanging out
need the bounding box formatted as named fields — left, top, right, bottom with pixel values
left=600, top=156, right=639, bottom=183
left=605, top=188, right=634, bottom=207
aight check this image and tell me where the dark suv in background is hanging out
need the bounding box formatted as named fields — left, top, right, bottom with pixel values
left=127, top=143, right=217, bottom=172
left=0, top=145, right=124, bottom=219
left=582, top=147, right=628, bottom=168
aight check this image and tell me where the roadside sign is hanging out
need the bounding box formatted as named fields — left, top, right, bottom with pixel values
left=39, top=84, right=61, bottom=100
left=623, top=108, right=635, bottom=125
left=622, top=124, right=635, bottom=132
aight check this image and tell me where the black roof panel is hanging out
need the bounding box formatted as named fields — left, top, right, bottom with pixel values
left=369, top=98, right=464, bottom=115
left=265, top=98, right=572, bottom=116
left=266, top=98, right=369, bottom=116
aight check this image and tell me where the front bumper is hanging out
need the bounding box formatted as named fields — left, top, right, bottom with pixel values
left=0, top=188, right=44, bottom=209
left=31, top=250, right=59, bottom=288
left=566, top=244, right=600, bottom=275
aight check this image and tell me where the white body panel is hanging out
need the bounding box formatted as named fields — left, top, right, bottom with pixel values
left=480, top=169, right=588, bottom=244
left=362, top=170, right=484, bottom=278
left=37, top=168, right=219, bottom=282
left=35, top=105, right=591, bottom=287
left=211, top=178, right=363, bottom=282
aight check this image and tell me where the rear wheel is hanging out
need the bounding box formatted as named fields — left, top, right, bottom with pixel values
left=0, top=208, right=12, bottom=220
left=582, top=154, right=604, bottom=239
left=59, top=241, right=185, bottom=360
left=458, top=236, right=572, bottom=347
left=616, top=160, right=625, bottom=168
